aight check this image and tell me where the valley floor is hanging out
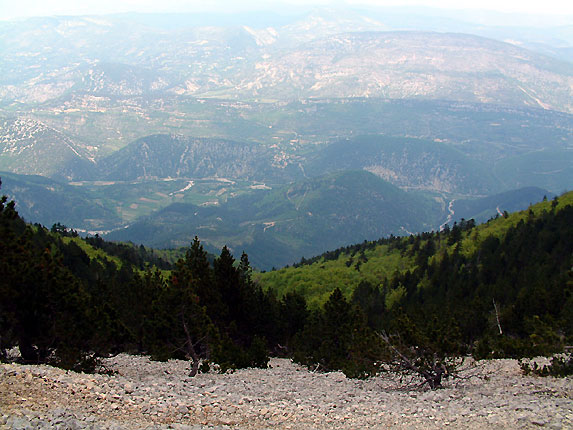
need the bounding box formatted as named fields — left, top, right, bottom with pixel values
left=0, top=355, right=571, bottom=429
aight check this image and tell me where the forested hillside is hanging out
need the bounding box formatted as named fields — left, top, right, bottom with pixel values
left=258, top=192, right=573, bottom=375
left=106, top=170, right=444, bottom=269
left=1, top=180, right=571, bottom=383
left=0, top=179, right=280, bottom=372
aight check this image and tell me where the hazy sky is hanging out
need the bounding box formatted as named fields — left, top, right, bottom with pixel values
left=1, top=0, right=572, bottom=21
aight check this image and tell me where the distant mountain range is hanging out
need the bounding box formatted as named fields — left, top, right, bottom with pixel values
left=94, top=134, right=300, bottom=183
left=102, top=174, right=553, bottom=268
left=0, top=168, right=553, bottom=269
left=2, top=117, right=572, bottom=192
left=104, top=170, right=442, bottom=268
left=0, top=9, right=571, bottom=268
left=1, top=15, right=572, bottom=111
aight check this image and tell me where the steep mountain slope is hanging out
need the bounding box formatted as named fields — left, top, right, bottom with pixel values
left=306, top=134, right=573, bottom=195
left=106, top=170, right=444, bottom=269
left=258, top=191, right=573, bottom=309
left=95, top=134, right=301, bottom=182
left=3, top=168, right=555, bottom=268
left=306, top=135, right=497, bottom=194
left=450, top=187, right=554, bottom=224
left=0, top=172, right=122, bottom=230
left=2, top=97, right=570, bottom=195
left=0, top=118, right=96, bottom=180
left=492, top=148, right=573, bottom=193
left=258, top=191, right=573, bottom=370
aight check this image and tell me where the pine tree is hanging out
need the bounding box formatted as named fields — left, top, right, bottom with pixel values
left=293, top=288, right=382, bottom=378
left=149, top=261, right=215, bottom=376
left=213, top=246, right=239, bottom=326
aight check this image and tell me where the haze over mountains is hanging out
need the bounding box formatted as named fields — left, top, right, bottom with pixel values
left=0, top=6, right=571, bottom=268
left=2, top=12, right=573, bottom=110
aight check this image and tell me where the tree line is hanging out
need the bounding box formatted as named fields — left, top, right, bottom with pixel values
left=1, top=179, right=571, bottom=386
left=0, top=179, right=305, bottom=373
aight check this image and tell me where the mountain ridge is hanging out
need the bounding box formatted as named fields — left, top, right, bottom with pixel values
left=105, top=170, right=444, bottom=269
left=2, top=16, right=572, bottom=111
left=257, top=190, right=573, bottom=306
left=0, top=117, right=96, bottom=181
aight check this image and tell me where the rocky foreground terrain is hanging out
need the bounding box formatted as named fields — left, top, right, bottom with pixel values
left=1, top=355, right=571, bottom=429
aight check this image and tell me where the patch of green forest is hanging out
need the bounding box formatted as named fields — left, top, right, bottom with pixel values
left=258, top=192, right=573, bottom=305
left=1, top=178, right=571, bottom=386
left=106, top=170, right=443, bottom=269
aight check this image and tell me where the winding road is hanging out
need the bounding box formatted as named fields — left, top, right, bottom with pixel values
left=439, top=199, right=456, bottom=231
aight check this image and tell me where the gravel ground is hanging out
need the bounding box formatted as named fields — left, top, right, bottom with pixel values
left=1, top=355, right=572, bottom=429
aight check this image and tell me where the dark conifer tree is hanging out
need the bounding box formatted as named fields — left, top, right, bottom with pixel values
left=148, top=258, right=215, bottom=376
left=293, top=288, right=382, bottom=378
left=213, top=246, right=240, bottom=326
left=278, top=291, right=309, bottom=351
